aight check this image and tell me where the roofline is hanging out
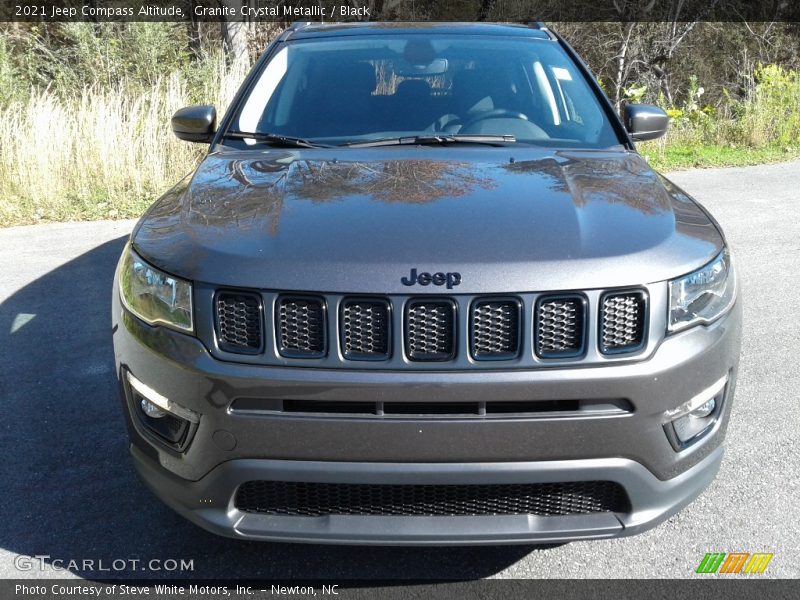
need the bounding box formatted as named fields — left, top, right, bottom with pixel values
left=282, top=21, right=557, bottom=42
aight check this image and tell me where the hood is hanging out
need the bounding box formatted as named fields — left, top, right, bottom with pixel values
left=132, top=147, right=724, bottom=294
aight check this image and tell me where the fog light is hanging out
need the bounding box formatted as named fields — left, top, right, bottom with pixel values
left=140, top=397, right=166, bottom=419
left=126, top=371, right=199, bottom=449
left=672, top=411, right=715, bottom=444
left=663, top=375, right=727, bottom=449
left=690, top=397, right=716, bottom=418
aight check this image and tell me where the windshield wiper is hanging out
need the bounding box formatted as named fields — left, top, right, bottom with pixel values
left=223, top=131, right=331, bottom=148
left=342, top=134, right=516, bottom=148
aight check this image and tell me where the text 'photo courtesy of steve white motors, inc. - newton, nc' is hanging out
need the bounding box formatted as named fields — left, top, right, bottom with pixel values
left=14, top=583, right=339, bottom=597
left=15, top=2, right=369, bottom=19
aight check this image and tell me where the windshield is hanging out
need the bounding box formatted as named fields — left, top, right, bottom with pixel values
left=232, top=34, right=622, bottom=148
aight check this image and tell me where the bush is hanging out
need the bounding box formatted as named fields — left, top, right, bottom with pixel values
left=0, top=52, right=248, bottom=225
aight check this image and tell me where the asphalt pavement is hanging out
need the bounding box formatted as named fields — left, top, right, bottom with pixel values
left=1, top=160, right=799, bottom=579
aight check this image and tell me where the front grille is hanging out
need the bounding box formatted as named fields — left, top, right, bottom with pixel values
left=471, top=299, right=521, bottom=359
left=600, top=291, right=647, bottom=354
left=234, top=480, right=628, bottom=517
left=214, top=291, right=263, bottom=354
left=341, top=299, right=390, bottom=360
left=535, top=295, right=586, bottom=358
left=277, top=296, right=326, bottom=357
left=210, top=288, right=653, bottom=365
left=405, top=300, right=456, bottom=361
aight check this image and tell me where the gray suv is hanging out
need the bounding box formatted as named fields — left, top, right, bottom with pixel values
left=112, top=22, right=741, bottom=545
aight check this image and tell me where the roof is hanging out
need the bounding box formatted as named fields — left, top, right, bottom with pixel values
left=286, top=22, right=554, bottom=40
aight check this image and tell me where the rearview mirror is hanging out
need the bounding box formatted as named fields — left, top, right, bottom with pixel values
left=623, top=104, right=669, bottom=142
left=171, top=105, right=216, bottom=143
left=396, top=58, right=448, bottom=76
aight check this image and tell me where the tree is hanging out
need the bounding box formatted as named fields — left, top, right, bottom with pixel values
left=221, top=0, right=248, bottom=66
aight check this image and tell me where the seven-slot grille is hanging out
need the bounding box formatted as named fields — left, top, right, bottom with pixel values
left=471, top=299, right=521, bottom=359
left=535, top=295, right=586, bottom=358
left=600, top=291, right=647, bottom=354
left=341, top=299, right=390, bottom=360
left=214, top=291, right=263, bottom=354
left=277, top=296, right=326, bottom=357
left=234, top=479, right=629, bottom=517
left=213, top=290, right=648, bottom=361
left=405, top=300, right=457, bottom=361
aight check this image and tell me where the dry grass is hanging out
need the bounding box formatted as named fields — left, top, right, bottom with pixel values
left=2, top=55, right=799, bottom=226
left=0, top=54, right=248, bottom=226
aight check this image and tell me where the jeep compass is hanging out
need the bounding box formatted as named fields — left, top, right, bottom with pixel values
left=112, top=22, right=741, bottom=544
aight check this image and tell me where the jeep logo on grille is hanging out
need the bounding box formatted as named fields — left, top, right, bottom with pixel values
left=401, top=268, right=461, bottom=289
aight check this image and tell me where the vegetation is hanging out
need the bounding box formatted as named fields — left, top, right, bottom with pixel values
left=0, top=18, right=799, bottom=226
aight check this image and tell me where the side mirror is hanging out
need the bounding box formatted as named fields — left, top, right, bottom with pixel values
left=623, top=104, right=669, bottom=141
left=171, top=105, right=216, bottom=143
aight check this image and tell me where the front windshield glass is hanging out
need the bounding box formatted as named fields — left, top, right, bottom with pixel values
left=233, top=34, right=622, bottom=148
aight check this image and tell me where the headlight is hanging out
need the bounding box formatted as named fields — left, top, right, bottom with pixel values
left=668, top=248, right=735, bottom=332
left=119, top=245, right=193, bottom=332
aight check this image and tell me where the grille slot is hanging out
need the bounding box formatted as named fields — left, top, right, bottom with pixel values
left=235, top=480, right=629, bottom=517
left=215, top=291, right=263, bottom=354
left=405, top=300, right=456, bottom=361
left=535, top=295, right=586, bottom=358
left=341, top=299, right=390, bottom=360
left=277, top=296, right=326, bottom=358
left=471, top=299, right=521, bottom=360
left=229, top=397, right=632, bottom=417
left=600, top=291, right=647, bottom=354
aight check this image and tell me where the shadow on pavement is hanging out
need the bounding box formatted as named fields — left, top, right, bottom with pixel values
left=0, top=237, right=552, bottom=580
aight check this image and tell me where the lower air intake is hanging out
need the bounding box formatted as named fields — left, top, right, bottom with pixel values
left=234, top=480, right=629, bottom=517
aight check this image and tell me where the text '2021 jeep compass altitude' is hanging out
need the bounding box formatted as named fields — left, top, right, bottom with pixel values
left=112, top=22, right=741, bottom=544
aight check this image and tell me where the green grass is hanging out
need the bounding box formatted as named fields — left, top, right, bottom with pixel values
left=643, top=143, right=800, bottom=171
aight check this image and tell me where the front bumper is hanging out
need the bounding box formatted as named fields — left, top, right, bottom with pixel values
left=131, top=443, right=723, bottom=545
left=113, top=280, right=741, bottom=544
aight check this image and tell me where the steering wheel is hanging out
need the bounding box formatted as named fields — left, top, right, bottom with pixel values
left=458, top=109, right=530, bottom=132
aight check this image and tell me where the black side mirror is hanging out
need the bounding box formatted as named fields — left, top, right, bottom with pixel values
left=623, top=104, right=669, bottom=141
left=171, top=105, right=216, bottom=143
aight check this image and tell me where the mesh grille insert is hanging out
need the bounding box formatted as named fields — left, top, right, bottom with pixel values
left=215, top=291, right=263, bottom=354
left=471, top=299, right=521, bottom=359
left=341, top=299, right=390, bottom=360
left=405, top=300, right=456, bottom=361
left=600, top=291, right=647, bottom=353
left=235, top=480, right=628, bottom=517
left=277, top=296, right=326, bottom=357
left=536, top=296, right=586, bottom=358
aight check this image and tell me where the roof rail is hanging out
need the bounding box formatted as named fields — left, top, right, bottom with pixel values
left=527, top=21, right=548, bottom=30
left=527, top=21, right=556, bottom=39
left=289, top=21, right=313, bottom=31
